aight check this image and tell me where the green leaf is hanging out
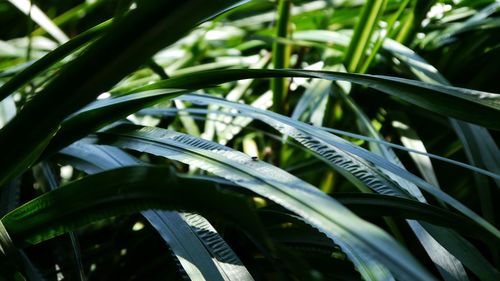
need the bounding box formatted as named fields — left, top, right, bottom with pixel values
left=391, top=117, right=440, bottom=187
left=144, top=211, right=254, bottom=281
left=333, top=193, right=494, bottom=245
left=58, top=141, right=255, bottom=281
left=383, top=37, right=500, bottom=223
left=46, top=89, right=187, bottom=155
left=0, top=0, right=241, bottom=185
left=271, top=0, right=291, bottom=114
left=421, top=222, right=500, bottom=281
left=328, top=33, right=499, bottom=280
left=137, top=68, right=500, bottom=129
left=59, top=89, right=500, bottom=245
left=94, top=123, right=438, bottom=281
left=358, top=0, right=410, bottom=73
left=178, top=93, right=499, bottom=280
left=159, top=88, right=496, bottom=280
left=335, top=82, right=468, bottom=280
left=139, top=105, right=497, bottom=180
left=344, top=0, right=387, bottom=72
left=2, top=166, right=258, bottom=250
left=176, top=93, right=500, bottom=242
left=7, top=0, right=68, bottom=43
left=0, top=95, right=16, bottom=128
left=424, top=2, right=500, bottom=49
left=0, top=20, right=110, bottom=102
left=35, top=162, right=85, bottom=281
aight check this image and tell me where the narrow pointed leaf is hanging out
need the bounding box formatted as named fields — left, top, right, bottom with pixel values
left=137, top=68, right=500, bottom=129
left=1, top=166, right=260, bottom=250
left=7, top=0, right=69, bottom=43
left=344, top=0, right=387, bottom=72
left=0, top=0, right=241, bottom=186
left=0, top=20, right=110, bottom=102
left=46, top=89, right=187, bottom=154
left=176, top=93, right=500, bottom=242
left=59, top=141, right=255, bottom=281
left=338, top=88, right=468, bottom=281
left=94, top=123, right=439, bottom=281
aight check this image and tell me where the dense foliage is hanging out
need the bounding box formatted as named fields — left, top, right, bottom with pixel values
left=0, top=0, right=499, bottom=280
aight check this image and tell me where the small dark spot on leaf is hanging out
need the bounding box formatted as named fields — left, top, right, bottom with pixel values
left=251, top=156, right=259, bottom=161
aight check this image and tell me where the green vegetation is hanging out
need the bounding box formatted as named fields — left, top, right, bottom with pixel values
left=0, top=0, right=499, bottom=280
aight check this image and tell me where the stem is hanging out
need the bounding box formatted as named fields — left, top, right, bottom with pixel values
left=271, top=0, right=291, bottom=115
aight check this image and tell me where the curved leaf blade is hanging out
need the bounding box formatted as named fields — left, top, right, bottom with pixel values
left=177, top=93, right=500, bottom=242
left=0, top=20, right=110, bottom=102
left=0, top=0, right=241, bottom=186
left=59, top=141, right=254, bottom=281
left=2, top=166, right=259, bottom=252
left=94, top=124, right=437, bottom=281
left=137, top=68, right=500, bottom=129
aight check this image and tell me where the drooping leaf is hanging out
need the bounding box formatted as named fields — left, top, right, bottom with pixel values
left=193, top=89, right=493, bottom=280
left=46, top=89, right=187, bottom=154
left=144, top=210, right=254, bottom=281
left=139, top=105, right=497, bottom=180
left=336, top=84, right=468, bottom=281
left=0, top=20, right=110, bottom=102
left=383, top=36, right=500, bottom=223
left=56, top=88, right=499, bottom=242
left=137, top=68, right=500, bottom=129
left=93, top=123, right=438, bottom=281
left=0, top=0, right=242, bottom=186
left=176, top=93, right=500, bottom=242
left=2, top=166, right=259, bottom=250
left=59, top=141, right=255, bottom=281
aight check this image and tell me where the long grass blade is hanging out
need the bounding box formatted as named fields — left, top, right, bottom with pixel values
left=36, top=163, right=85, bottom=281
left=271, top=0, right=291, bottom=114
left=138, top=68, right=500, bottom=129
left=0, top=95, right=16, bottom=128
left=93, top=123, right=440, bottom=281
left=0, top=0, right=242, bottom=186
left=58, top=141, right=254, bottom=281
left=344, top=0, right=387, bottom=72
left=392, top=118, right=440, bottom=187
left=383, top=37, right=500, bottom=223
left=140, top=105, right=498, bottom=180
left=292, top=28, right=500, bottom=221
left=0, top=20, right=110, bottom=102
left=7, top=0, right=69, bottom=43
left=45, top=89, right=187, bottom=155
left=425, top=2, right=500, bottom=49
left=143, top=211, right=230, bottom=281
left=337, top=88, right=468, bottom=280
left=358, top=0, right=410, bottom=73
left=177, top=93, right=500, bottom=241
left=178, top=93, right=500, bottom=280
left=1, top=166, right=256, bottom=249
